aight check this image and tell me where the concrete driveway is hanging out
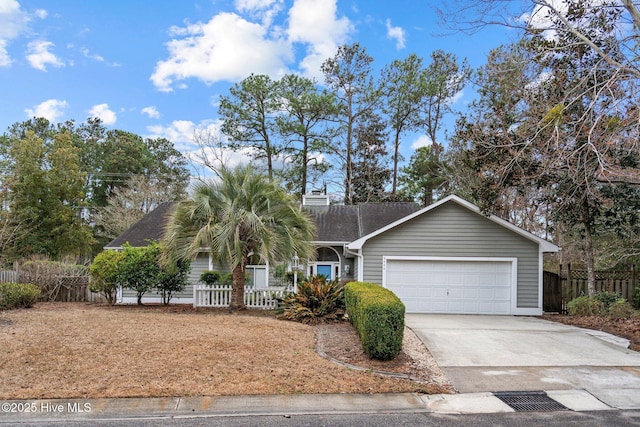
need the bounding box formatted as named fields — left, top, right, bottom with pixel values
left=406, top=314, right=640, bottom=409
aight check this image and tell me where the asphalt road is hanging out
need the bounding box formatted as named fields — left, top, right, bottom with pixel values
left=7, top=410, right=640, bottom=427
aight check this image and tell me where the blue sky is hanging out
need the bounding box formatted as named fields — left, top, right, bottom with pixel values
left=0, top=0, right=518, bottom=174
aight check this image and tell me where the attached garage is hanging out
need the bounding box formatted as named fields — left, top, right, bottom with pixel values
left=383, top=258, right=516, bottom=314
left=346, top=195, right=559, bottom=316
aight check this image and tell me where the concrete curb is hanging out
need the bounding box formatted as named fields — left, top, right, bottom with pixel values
left=1, top=389, right=636, bottom=423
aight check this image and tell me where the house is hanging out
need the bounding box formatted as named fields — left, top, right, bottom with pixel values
left=106, top=194, right=559, bottom=315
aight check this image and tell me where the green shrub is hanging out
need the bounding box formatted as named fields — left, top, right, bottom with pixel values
left=593, top=291, right=622, bottom=312
left=90, top=250, right=125, bottom=305
left=200, top=270, right=221, bottom=286
left=566, top=295, right=602, bottom=316
left=277, top=275, right=345, bottom=324
left=0, top=283, right=41, bottom=309
left=607, top=298, right=637, bottom=319
left=156, top=259, right=191, bottom=305
left=344, top=282, right=405, bottom=361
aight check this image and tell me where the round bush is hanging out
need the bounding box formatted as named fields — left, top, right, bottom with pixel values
left=0, top=283, right=41, bottom=309
left=566, top=295, right=601, bottom=316
left=607, top=299, right=637, bottom=319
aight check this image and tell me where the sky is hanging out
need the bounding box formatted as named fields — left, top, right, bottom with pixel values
left=0, top=0, right=519, bottom=175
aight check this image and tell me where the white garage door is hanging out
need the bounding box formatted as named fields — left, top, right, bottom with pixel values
left=384, top=259, right=513, bottom=315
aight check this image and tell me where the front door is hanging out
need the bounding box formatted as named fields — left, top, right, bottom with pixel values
left=316, top=264, right=332, bottom=279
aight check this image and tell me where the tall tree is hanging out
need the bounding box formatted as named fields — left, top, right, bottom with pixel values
left=91, top=130, right=152, bottom=207
left=164, top=166, right=316, bottom=310
left=322, top=43, right=381, bottom=204
left=351, top=111, right=392, bottom=203
left=93, top=175, right=177, bottom=240
left=5, top=130, right=93, bottom=259
left=399, top=146, right=448, bottom=206
left=380, top=54, right=426, bottom=197
left=276, top=74, right=338, bottom=197
left=219, top=74, right=281, bottom=179
left=420, top=50, right=470, bottom=156
left=450, top=3, right=640, bottom=294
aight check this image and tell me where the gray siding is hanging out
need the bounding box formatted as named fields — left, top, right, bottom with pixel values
left=361, top=203, right=540, bottom=308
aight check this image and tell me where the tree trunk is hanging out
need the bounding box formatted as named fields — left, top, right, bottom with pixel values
left=583, top=224, right=597, bottom=297
left=230, top=263, right=246, bottom=310
left=302, top=136, right=308, bottom=196
left=392, top=131, right=400, bottom=197
left=345, top=121, right=353, bottom=205
left=137, top=292, right=143, bottom=305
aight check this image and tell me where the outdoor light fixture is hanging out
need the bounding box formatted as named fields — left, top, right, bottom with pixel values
left=292, top=253, right=300, bottom=293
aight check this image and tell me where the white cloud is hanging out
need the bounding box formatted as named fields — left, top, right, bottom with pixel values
left=141, top=106, right=160, bottom=119
left=146, top=120, right=256, bottom=173
left=25, top=99, right=68, bottom=122
left=385, top=19, right=406, bottom=50
left=448, top=88, right=464, bottom=105
left=234, top=0, right=279, bottom=10
left=80, top=47, right=104, bottom=62
left=146, top=120, right=202, bottom=148
left=150, top=12, right=290, bottom=92
left=88, top=103, right=117, bottom=125
left=411, top=135, right=433, bottom=150
left=0, top=0, right=30, bottom=67
left=234, top=0, right=283, bottom=26
left=151, top=0, right=353, bottom=91
left=287, top=0, right=353, bottom=79
left=26, top=40, right=65, bottom=71
left=34, top=8, right=47, bottom=19
left=0, top=40, right=9, bottom=67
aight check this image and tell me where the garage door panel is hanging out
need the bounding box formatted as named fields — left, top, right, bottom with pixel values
left=385, top=259, right=512, bottom=315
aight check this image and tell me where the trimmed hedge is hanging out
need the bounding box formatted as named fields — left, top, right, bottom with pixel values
left=0, top=283, right=41, bottom=310
left=344, top=281, right=405, bottom=360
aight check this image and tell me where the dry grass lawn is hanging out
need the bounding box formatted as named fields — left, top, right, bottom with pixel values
left=0, top=303, right=451, bottom=399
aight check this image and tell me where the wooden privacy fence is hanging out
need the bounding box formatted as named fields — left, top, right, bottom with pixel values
left=544, top=264, right=638, bottom=313
left=194, top=285, right=288, bottom=309
left=0, top=269, right=104, bottom=303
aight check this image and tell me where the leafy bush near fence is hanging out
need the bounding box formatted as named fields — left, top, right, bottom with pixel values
left=567, top=292, right=638, bottom=318
left=608, top=299, right=637, bottom=319
left=90, top=250, right=125, bottom=305
left=344, top=281, right=405, bottom=361
left=593, top=291, right=622, bottom=312
left=0, top=283, right=41, bottom=309
left=277, top=275, right=345, bottom=324
left=200, top=270, right=222, bottom=286
left=634, top=287, right=640, bottom=309
left=567, top=295, right=601, bottom=316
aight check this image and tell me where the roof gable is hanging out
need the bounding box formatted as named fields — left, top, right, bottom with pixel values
left=347, top=195, right=559, bottom=253
left=104, top=202, right=176, bottom=249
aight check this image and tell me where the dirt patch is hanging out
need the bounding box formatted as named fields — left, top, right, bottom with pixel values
left=0, top=303, right=452, bottom=399
left=542, top=314, right=640, bottom=351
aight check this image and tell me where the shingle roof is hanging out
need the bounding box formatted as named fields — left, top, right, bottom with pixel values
left=104, top=202, right=176, bottom=248
left=357, top=203, right=421, bottom=236
left=105, top=201, right=421, bottom=248
left=303, top=202, right=420, bottom=243
left=304, top=205, right=360, bottom=242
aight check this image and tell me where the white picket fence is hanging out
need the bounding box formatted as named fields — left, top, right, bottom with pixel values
left=194, top=285, right=289, bottom=309
left=0, top=271, right=18, bottom=283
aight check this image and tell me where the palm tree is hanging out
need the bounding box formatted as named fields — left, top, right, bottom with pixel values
left=163, top=165, right=316, bottom=310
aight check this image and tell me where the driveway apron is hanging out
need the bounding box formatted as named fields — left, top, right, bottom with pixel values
left=406, top=314, right=640, bottom=407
